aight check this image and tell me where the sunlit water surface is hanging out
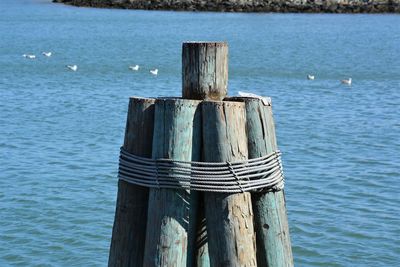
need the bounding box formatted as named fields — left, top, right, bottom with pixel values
left=1, top=0, right=399, bottom=266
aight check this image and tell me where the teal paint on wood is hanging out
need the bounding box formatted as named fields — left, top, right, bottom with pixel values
left=195, top=194, right=210, bottom=267
left=108, top=97, right=155, bottom=267
left=196, top=222, right=210, bottom=267
left=182, top=41, right=228, bottom=267
left=243, top=98, right=293, bottom=267
left=143, top=98, right=202, bottom=267
left=202, top=101, right=257, bottom=267
left=187, top=190, right=201, bottom=267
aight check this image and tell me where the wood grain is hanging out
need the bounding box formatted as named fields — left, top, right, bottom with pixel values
left=182, top=42, right=228, bottom=101
left=202, top=100, right=257, bottom=267
left=143, top=98, right=202, bottom=267
left=182, top=41, right=230, bottom=267
left=243, top=98, right=293, bottom=267
left=108, top=97, right=155, bottom=267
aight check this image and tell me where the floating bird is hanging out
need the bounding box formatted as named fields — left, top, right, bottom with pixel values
left=341, top=78, right=352, bottom=85
left=307, top=74, right=315, bottom=80
left=66, top=65, right=78, bottom=72
left=42, top=52, right=52, bottom=57
left=129, top=65, right=139, bottom=71
left=23, top=54, right=36, bottom=59
left=150, top=68, right=158, bottom=75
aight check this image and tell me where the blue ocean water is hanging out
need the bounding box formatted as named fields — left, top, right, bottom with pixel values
left=1, top=0, right=399, bottom=266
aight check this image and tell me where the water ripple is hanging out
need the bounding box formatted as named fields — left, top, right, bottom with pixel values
left=1, top=1, right=400, bottom=266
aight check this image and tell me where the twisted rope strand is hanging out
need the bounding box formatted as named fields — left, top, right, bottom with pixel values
left=118, top=147, right=284, bottom=193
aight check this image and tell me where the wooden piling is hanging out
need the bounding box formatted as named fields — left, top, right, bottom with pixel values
left=109, top=97, right=155, bottom=267
left=182, top=42, right=228, bottom=101
left=244, top=98, right=294, bottom=267
left=202, top=101, right=257, bottom=267
left=182, top=41, right=230, bottom=267
left=110, top=42, right=293, bottom=267
left=182, top=41, right=262, bottom=267
left=143, top=98, right=202, bottom=267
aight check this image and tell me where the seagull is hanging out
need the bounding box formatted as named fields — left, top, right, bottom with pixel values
left=238, top=91, right=272, bottom=105
left=150, top=68, right=158, bottom=75
left=66, top=65, right=78, bottom=72
left=307, top=74, right=315, bottom=80
left=23, top=54, right=36, bottom=59
left=341, top=78, right=352, bottom=85
left=129, top=65, right=139, bottom=71
left=42, top=52, right=52, bottom=57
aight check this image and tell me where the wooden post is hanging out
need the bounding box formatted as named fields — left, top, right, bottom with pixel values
left=182, top=41, right=230, bottom=267
left=202, top=101, right=257, bottom=266
left=182, top=42, right=228, bottom=101
left=182, top=42, right=256, bottom=266
left=244, top=98, right=294, bottom=267
left=143, top=98, right=202, bottom=267
left=111, top=42, right=293, bottom=267
left=109, top=97, right=155, bottom=267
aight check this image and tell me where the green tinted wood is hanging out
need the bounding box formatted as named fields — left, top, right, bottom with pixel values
left=244, top=98, right=293, bottom=267
left=143, top=98, right=202, bottom=267
left=108, top=97, right=155, bottom=267
left=202, top=101, right=257, bottom=267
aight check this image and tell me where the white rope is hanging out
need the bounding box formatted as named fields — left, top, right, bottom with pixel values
left=118, top=147, right=284, bottom=193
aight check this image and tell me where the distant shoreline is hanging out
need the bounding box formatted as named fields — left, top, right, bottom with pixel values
left=53, top=0, right=400, bottom=13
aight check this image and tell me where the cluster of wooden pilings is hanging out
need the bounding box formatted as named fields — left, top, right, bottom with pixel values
left=108, top=42, right=293, bottom=267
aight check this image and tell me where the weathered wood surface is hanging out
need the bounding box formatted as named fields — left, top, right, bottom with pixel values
left=202, top=101, right=257, bottom=267
left=243, top=98, right=293, bottom=267
left=182, top=42, right=228, bottom=101
left=108, top=97, right=155, bottom=267
left=195, top=194, right=210, bottom=267
left=143, top=98, right=202, bottom=267
left=182, top=41, right=230, bottom=267
left=187, top=190, right=201, bottom=267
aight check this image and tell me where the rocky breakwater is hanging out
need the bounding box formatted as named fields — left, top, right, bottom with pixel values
left=53, top=0, right=400, bottom=13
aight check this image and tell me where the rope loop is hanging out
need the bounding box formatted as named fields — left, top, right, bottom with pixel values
left=228, top=161, right=244, bottom=193
left=118, top=147, right=285, bottom=193
left=155, top=160, right=160, bottom=189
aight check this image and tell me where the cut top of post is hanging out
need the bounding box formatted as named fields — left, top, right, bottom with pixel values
left=182, top=42, right=228, bottom=101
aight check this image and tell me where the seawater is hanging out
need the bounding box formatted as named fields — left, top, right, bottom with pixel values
left=1, top=0, right=399, bottom=266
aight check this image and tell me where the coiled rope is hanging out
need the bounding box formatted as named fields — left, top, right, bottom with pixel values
left=118, top=147, right=284, bottom=193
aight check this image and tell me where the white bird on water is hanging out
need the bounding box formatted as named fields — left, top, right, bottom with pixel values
left=341, top=78, right=352, bottom=85
left=23, top=54, right=36, bottom=59
left=129, top=65, right=139, bottom=71
left=307, top=74, right=315, bottom=80
left=66, top=65, right=78, bottom=72
left=150, top=68, right=158, bottom=76
left=42, top=52, right=52, bottom=57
